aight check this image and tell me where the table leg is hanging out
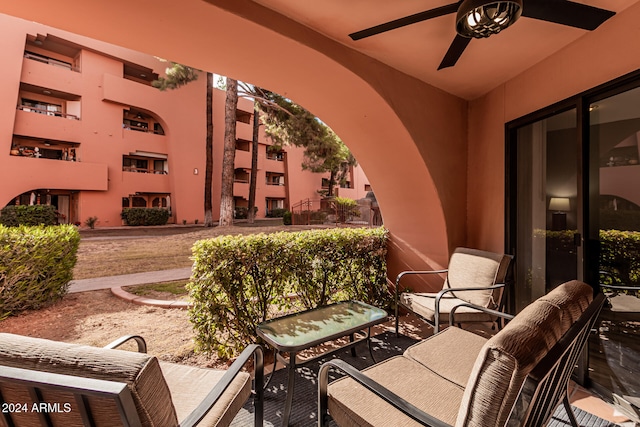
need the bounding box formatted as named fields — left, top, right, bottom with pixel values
left=350, top=333, right=357, bottom=357
left=367, top=327, right=376, bottom=363
left=264, top=349, right=279, bottom=389
left=282, top=351, right=296, bottom=427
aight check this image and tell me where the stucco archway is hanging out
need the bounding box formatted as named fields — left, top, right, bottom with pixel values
left=0, top=0, right=470, bottom=276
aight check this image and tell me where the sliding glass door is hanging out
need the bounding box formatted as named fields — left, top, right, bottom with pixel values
left=511, top=108, right=581, bottom=313
left=588, top=87, right=640, bottom=418
left=508, top=77, right=640, bottom=421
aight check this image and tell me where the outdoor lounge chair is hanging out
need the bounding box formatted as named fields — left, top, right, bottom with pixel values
left=0, top=334, right=263, bottom=427
left=319, top=280, right=605, bottom=427
left=395, top=247, right=513, bottom=334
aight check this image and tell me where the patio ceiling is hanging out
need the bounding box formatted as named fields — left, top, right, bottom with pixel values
left=250, top=0, right=639, bottom=100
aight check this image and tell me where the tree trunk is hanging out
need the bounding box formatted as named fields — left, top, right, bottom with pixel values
left=247, top=102, right=260, bottom=224
left=327, top=170, right=337, bottom=197
left=219, top=78, right=238, bottom=227
left=204, top=72, right=214, bottom=227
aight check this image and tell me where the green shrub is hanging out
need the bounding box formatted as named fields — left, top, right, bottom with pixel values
left=266, top=208, right=287, bottom=218
left=234, top=206, right=257, bottom=219
left=600, top=229, right=640, bottom=288
left=0, top=205, right=57, bottom=227
left=121, top=208, right=170, bottom=226
left=0, top=225, right=80, bottom=319
left=188, top=227, right=389, bottom=358
left=283, top=210, right=292, bottom=225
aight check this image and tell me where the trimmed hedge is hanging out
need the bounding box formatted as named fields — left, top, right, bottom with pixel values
left=0, top=225, right=80, bottom=319
left=0, top=205, right=57, bottom=226
left=188, top=227, right=389, bottom=358
left=121, top=208, right=170, bottom=226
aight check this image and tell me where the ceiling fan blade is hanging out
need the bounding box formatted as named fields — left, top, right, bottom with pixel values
left=349, top=3, right=459, bottom=40
left=438, top=35, right=471, bottom=70
left=521, top=0, right=615, bottom=30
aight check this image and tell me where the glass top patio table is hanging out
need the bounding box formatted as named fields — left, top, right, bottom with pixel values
left=256, top=300, right=388, bottom=353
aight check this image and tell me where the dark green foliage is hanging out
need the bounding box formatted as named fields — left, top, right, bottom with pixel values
left=266, top=208, right=287, bottom=218
left=599, top=229, right=640, bottom=289
left=188, top=227, right=389, bottom=358
left=121, top=208, right=170, bottom=226
left=0, top=225, right=80, bottom=319
left=234, top=206, right=258, bottom=220
left=0, top=205, right=57, bottom=226
left=283, top=211, right=292, bottom=225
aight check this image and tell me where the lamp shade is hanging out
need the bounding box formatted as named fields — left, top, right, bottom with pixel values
left=549, top=197, right=570, bottom=212
left=456, top=0, right=523, bottom=38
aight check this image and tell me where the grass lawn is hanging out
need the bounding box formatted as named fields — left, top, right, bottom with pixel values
left=73, top=223, right=330, bottom=279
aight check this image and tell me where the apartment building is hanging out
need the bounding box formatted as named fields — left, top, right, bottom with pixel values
left=0, top=14, right=370, bottom=227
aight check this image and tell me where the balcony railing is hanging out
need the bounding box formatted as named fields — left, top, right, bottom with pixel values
left=23, top=52, right=78, bottom=72
left=17, top=105, right=79, bottom=120
left=123, top=166, right=167, bottom=174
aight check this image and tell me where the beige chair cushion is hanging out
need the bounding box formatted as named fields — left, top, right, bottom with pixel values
left=0, top=333, right=178, bottom=427
left=454, top=280, right=594, bottom=427
left=399, top=292, right=496, bottom=324
left=445, top=248, right=509, bottom=307
left=328, top=356, right=464, bottom=427
left=160, top=361, right=251, bottom=427
left=404, top=327, right=488, bottom=388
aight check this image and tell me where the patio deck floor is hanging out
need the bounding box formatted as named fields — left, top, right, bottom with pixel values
left=231, top=314, right=636, bottom=427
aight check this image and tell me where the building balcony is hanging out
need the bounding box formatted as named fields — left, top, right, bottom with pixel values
left=233, top=181, right=250, bottom=198
left=13, top=108, right=82, bottom=143
left=21, top=56, right=82, bottom=94
left=234, top=149, right=252, bottom=169
left=122, top=128, right=168, bottom=152
left=600, top=164, right=640, bottom=207
left=235, top=121, right=253, bottom=141
left=121, top=169, right=171, bottom=193
left=5, top=155, right=107, bottom=191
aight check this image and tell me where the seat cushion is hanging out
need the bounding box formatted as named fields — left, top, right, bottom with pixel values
left=400, top=292, right=495, bottom=324
left=160, top=362, right=251, bottom=427
left=445, top=248, right=509, bottom=307
left=404, top=327, right=488, bottom=388
left=454, top=280, right=594, bottom=427
left=328, top=355, right=464, bottom=427
left=0, top=333, right=178, bottom=427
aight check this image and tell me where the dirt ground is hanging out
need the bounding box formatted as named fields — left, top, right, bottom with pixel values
left=0, top=288, right=226, bottom=367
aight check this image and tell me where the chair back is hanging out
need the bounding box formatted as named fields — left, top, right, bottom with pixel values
left=0, top=333, right=179, bottom=427
left=454, top=280, right=604, bottom=427
left=445, top=248, right=512, bottom=308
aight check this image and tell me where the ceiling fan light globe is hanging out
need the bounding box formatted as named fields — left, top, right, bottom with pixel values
left=456, top=0, right=523, bottom=38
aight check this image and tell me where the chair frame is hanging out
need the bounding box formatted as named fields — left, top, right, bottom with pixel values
left=318, top=292, right=605, bottom=427
left=0, top=335, right=265, bottom=427
left=394, top=253, right=513, bottom=335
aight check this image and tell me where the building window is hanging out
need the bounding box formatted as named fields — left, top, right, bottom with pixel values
left=236, top=109, right=252, bottom=124
left=235, top=139, right=251, bottom=152
left=266, top=150, right=285, bottom=161
left=266, top=172, right=285, bottom=186
left=365, top=184, right=372, bottom=191
left=21, top=98, right=62, bottom=116
left=123, top=156, right=167, bottom=174
left=132, top=196, right=147, bottom=207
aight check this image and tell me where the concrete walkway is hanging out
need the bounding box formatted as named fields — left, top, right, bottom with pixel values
left=68, top=267, right=193, bottom=309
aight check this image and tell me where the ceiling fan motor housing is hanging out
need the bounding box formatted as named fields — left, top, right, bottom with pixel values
left=456, top=0, right=523, bottom=38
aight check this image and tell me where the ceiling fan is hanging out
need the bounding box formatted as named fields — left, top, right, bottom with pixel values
left=349, top=0, right=616, bottom=70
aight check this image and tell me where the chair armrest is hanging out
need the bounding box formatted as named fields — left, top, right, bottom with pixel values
left=394, top=270, right=448, bottom=318
left=180, top=344, right=264, bottom=427
left=433, top=283, right=506, bottom=332
left=318, top=359, right=452, bottom=427
left=104, top=335, right=147, bottom=353
left=448, top=302, right=515, bottom=326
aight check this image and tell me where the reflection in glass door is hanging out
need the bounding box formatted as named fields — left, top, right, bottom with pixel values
left=589, top=87, right=640, bottom=420
left=513, top=109, right=581, bottom=313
